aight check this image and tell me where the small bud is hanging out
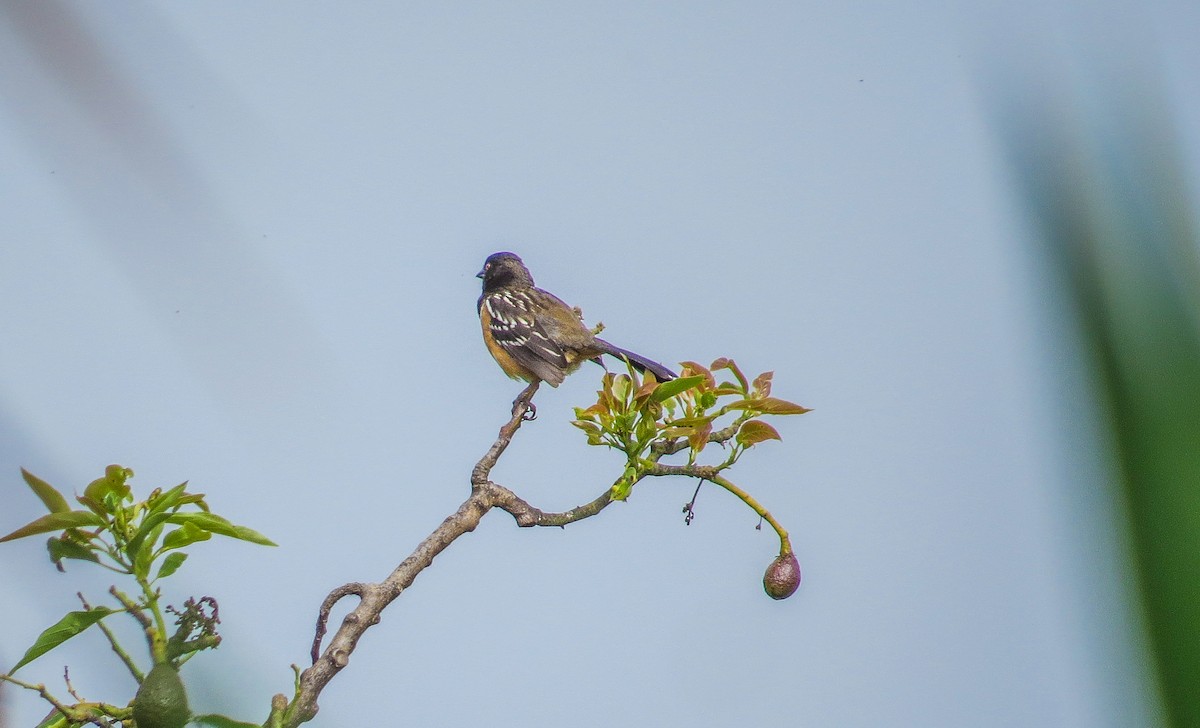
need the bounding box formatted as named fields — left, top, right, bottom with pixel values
left=763, top=552, right=801, bottom=600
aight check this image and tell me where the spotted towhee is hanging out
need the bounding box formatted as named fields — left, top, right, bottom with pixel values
left=477, top=252, right=676, bottom=389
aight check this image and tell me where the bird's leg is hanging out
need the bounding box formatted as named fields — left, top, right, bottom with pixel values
left=513, top=381, right=540, bottom=421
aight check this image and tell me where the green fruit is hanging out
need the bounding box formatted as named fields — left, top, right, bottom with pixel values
left=132, top=662, right=190, bottom=728
left=763, top=552, right=801, bottom=600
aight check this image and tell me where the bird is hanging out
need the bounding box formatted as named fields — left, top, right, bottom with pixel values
left=477, top=252, right=676, bottom=393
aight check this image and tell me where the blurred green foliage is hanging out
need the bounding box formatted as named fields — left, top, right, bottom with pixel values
left=1007, top=86, right=1200, bottom=727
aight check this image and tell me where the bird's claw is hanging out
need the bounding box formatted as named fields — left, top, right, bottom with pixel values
left=512, top=398, right=537, bottom=421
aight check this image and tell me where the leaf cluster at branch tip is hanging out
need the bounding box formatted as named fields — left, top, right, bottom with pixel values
left=572, top=357, right=809, bottom=501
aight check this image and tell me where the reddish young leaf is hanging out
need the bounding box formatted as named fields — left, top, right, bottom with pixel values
left=688, top=421, right=713, bottom=453
left=679, top=361, right=715, bottom=388
left=712, top=358, right=748, bottom=392
left=737, top=420, right=782, bottom=446
left=660, top=426, right=697, bottom=440
left=725, top=397, right=811, bottom=415
left=754, top=397, right=809, bottom=414
left=752, top=371, right=773, bottom=398
left=634, top=377, right=659, bottom=403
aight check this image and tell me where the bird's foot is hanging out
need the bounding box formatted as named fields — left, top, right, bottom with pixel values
left=512, top=381, right=541, bottom=421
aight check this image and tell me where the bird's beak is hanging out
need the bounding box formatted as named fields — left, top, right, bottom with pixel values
left=476, top=266, right=486, bottom=279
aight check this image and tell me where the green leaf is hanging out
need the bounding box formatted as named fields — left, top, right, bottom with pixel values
left=75, top=494, right=109, bottom=518
left=133, top=522, right=167, bottom=575
left=156, top=552, right=188, bottom=580
left=573, top=405, right=602, bottom=422
left=83, top=464, right=133, bottom=506
left=178, top=492, right=211, bottom=513
left=609, top=374, right=632, bottom=407
left=146, top=482, right=190, bottom=515
left=10, top=607, right=115, bottom=673
left=161, top=524, right=213, bottom=551
left=190, top=714, right=263, bottom=728
left=46, top=535, right=100, bottom=569
left=166, top=513, right=276, bottom=546
left=737, top=419, right=782, bottom=446
left=127, top=510, right=178, bottom=561
left=650, top=375, right=706, bottom=403
left=33, top=709, right=69, bottom=728
left=571, top=420, right=605, bottom=446
left=0, top=511, right=104, bottom=543
left=229, top=524, right=277, bottom=547
left=724, top=397, right=811, bottom=415
left=21, top=469, right=70, bottom=514
left=635, top=413, right=658, bottom=443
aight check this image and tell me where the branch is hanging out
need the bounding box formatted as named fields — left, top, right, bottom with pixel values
left=282, top=491, right=494, bottom=725
left=0, top=674, right=122, bottom=726
left=471, top=381, right=540, bottom=487
left=487, top=483, right=614, bottom=527
left=276, top=379, right=754, bottom=726
left=651, top=423, right=740, bottom=454
left=279, top=383, right=542, bottom=727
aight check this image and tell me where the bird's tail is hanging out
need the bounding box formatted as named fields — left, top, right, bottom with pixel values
left=595, top=338, right=677, bottom=382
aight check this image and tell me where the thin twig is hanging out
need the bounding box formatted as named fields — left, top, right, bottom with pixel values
left=310, top=584, right=366, bottom=664
left=63, top=667, right=81, bottom=703
left=0, top=674, right=106, bottom=725
left=78, top=592, right=142, bottom=682
left=682, top=479, right=705, bottom=525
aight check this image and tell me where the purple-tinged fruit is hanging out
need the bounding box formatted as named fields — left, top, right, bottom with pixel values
left=763, top=552, right=801, bottom=600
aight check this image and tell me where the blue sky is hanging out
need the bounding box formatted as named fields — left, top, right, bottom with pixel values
left=2, top=2, right=1197, bottom=726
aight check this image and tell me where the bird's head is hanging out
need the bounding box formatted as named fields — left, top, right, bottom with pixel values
left=478, top=251, right=534, bottom=291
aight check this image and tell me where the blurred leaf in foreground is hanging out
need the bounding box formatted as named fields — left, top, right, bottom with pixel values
left=1001, top=71, right=1200, bottom=727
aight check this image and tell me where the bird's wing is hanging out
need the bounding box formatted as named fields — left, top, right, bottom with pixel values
left=481, top=289, right=570, bottom=385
